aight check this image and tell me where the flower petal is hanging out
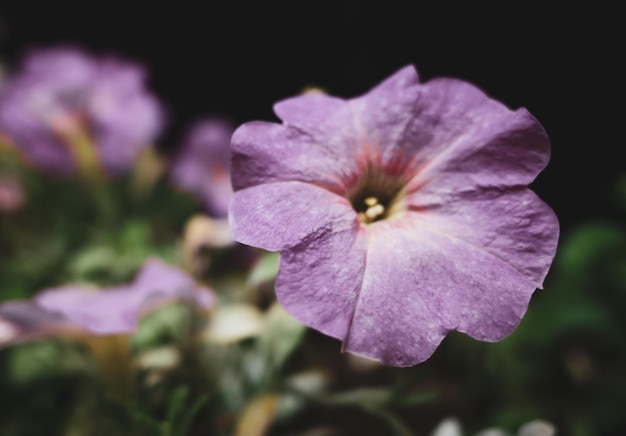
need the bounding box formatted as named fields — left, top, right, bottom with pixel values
left=0, top=46, right=164, bottom=177
left=34, top=258, right=213, bottom=335
left=273, top=92, right=352, bottom=143
left=169, top=119, right=234, bottom=217
left=0, top=301, right=76, bottom=347
left=230, top=181, right=355, bottom=251
left=131, top=258, right=215, bottom=309
left=406, top=188, right=559, bottom=287
left=35, top=284, right=134, bottom=334
left=404, top=78, right=550, bottom=191
left=343, top=217, right=540, bottom=367
left=231, top=121, right=353, bottom=194
left=272, top=66, right=423, bottom=176
left=275, top=220, right=367, bottom=341
left=347, top=65, right=424, bottom=172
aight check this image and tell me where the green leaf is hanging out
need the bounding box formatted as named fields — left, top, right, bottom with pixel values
left=259, top=302, right=306, bottom=373
left=178, top=393, right=210, bottom=436
left=557, top=222, right=626, bottom=279
left=167, top=385, right=190, bottom=430
left=246, top=251, right=279, bottom=288
left=133, top=410, right=162, bottom=436
left=317, top=387, right=393, bottom=407
left=393, top=390, right=439, bottom=407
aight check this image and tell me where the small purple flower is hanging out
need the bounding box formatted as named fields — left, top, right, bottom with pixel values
left=230, top=65, right=559, bottom=366
left=0, top=45, right=165, bottom=177
left=169, top=118, right=235, bottom=217
left=0, top=258, right=213, bottom=346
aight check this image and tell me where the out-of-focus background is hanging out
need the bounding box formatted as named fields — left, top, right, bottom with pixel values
left=0, top=3, right=624, bottom=436
left=1, top=3, right=622, bottom=232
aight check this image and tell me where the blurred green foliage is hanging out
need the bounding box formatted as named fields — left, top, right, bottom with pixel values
left=2, top=145, right=626, bottom=435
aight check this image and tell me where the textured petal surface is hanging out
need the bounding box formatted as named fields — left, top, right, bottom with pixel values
left=344, top=65, right=423, bottom=172
left=275, top=219, right=367, bottom=340
left=402, top=78, right=550, bottom=193
left=273, top=92, right=357, bottom=153
left=270, top=66, right=423, bottom=187
left=231, top=121, right=356, bottom=195
left=343, top=217, right=539, bottom=366
left=406, top=188, right=559, bottom=287
left=230, top=181, right=355, bottom=251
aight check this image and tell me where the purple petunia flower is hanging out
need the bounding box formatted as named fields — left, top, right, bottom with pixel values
left=0, top=45, right=165, bottom=177
left=0, top=258, right=214, bottom=347
left=169, top=118, right=235, bottom=217
left=229, top=65, right=559, bottom=367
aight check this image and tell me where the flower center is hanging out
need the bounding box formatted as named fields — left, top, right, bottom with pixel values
left=354, top=195, right=387, bottom=223
left=349, top=167, right=406, bottom=224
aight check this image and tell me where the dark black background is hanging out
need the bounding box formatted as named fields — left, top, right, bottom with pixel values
left=0, top=3, right=622, bottom=234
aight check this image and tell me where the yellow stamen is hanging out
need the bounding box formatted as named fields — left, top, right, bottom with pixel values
left=365, top=204, right=385, bottom=221
left=357, top=196, right=386, bottom=224
left=364, top=196, right=378, bottom=207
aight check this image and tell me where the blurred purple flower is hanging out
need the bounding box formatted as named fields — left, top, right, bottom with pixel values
left=169, top=118, right=235, bottom=217
left=0, top=45, right=165, bottom=177
left=0, top=258, right=214, bottom=347
left=230, top=65, right=559, bottom=366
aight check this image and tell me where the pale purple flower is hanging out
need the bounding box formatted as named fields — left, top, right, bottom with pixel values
left=169, top=118, right=235, bottom=217
left=0, top=258, right=214, bottom=347
left=230, top=65, right=559, bottom=367
left=0, top=45, right=165, bottom=177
